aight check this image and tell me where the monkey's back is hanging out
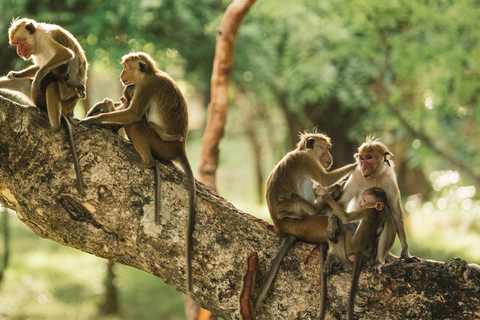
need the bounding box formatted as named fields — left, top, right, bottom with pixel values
left=266, top=150, right=317, bottom=224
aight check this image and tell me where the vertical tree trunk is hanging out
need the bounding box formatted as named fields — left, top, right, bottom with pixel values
left=191, top=0, right=257, bottom=319
left=198, top=0, right=257, bottom=191
left=194, top=0, right=257, bottom=318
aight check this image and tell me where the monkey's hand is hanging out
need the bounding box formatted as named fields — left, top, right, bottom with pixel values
left=322, top=194, right=336, bottom=206
left=327, top=216, right=339, bottom=243
left=7, top=71, right=22, bottom=78
left=80, top=115, right=102, bottom=125
left=315, top=185, right=327, bottom=196
left=327, top=184, right=343, bottom=200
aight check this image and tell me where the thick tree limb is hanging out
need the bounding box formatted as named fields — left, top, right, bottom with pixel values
left=0, top=97, right=479, bottom=319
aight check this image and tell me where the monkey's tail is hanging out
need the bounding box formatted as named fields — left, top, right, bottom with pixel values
left=179, top=156, right=196, bottom=295
left=61, top=115, right=85, bottom=197
left=319, top=242, right=327, bottom=320
left=254, top=233, right=296, bottom=311
left=349, top=254, right=363, bottom=320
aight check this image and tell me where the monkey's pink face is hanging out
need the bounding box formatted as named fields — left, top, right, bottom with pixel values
left=10, top=37, right=32, bottom=60
left=357, top=152, right=378, bottom=179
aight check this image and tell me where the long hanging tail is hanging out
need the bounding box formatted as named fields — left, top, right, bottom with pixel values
left=349, top=255, right=363, bottom=320
left=254, top=233, right=296, bottom=311
left=319, top=242, right=327, bottom=320
left=180, top=156, right=196, bottom=295
left=154, top=162, right=161, bottom=224
left=61, top=115, right=84, bottom=197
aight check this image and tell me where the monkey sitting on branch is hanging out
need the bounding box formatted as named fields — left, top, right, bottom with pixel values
left=0, top=18, right=88, bottom=196
left=81, top=52, right=196, bottom=295
left=254, top=130, right=357, bottom=318
left=326, top=137, right=419, bottom=274
left=323, top=187, right=388, bottom=320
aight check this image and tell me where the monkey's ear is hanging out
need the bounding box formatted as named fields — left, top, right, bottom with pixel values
left=375, top=202, right=385, bottom=211
left=138, top=61, right=147, bottom=73
left=25, top=22, right=36, bottom=34
left=306, top=138, right=315, bottom=149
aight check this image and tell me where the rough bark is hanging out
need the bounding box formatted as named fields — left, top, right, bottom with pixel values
left=0, top=98, right=479, bottom=320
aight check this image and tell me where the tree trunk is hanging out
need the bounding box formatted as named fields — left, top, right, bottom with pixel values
left=0, top=98, right=479, bottom=320
left=198, top=0, right=257, bottom=191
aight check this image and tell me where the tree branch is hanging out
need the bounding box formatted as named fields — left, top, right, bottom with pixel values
left=0, top=97, right=479, bottom=319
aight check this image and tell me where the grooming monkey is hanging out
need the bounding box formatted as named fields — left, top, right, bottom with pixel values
left=327, top=137, right=419, bottom=273
left=254, top=130, right=357, bottom=316
left=324, top=187, right=388, bottom=320
left=0, top=18, right=88, bottom=195
left=82, top=52, right=196, bottom=294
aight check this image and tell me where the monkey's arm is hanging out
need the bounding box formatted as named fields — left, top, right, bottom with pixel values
left=323, top=194, right=350, bottom=224
left=309, top=160, right=357, bottom=187
left=32, top=39, right=75, bottom=93
left=7, top=65, right=39, bottom=78
left=81, top=85, right=150, bottom=125
left=390, top=192, right=418, bottom=261
left=283, top=191, right=318, bottom=216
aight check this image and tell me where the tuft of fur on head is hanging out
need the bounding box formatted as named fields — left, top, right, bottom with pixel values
left=121, top=52, right=156, bottom=73
left=296, top=128, right=331, bottom=150
left=356, top=135, right=393, bottom=158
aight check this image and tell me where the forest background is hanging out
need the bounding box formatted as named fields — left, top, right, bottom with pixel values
left=0, top=0, right=479, bottom=319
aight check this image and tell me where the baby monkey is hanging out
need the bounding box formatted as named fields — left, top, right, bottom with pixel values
left=323, top=187, right=387, bottom=320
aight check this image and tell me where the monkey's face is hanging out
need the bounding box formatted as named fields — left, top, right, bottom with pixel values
left=10, top=35, right=33, bottom=60
left=120, top=61, right=139, bottom=85
left=359, top=192, right=377, bottom=208
left=357, top=152, right=379, bottom=179
left=315, top=140, right=333, bottom=169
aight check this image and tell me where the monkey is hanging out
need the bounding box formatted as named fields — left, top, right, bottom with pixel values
left=326, top=136, right=419, bottom=274
left=254, top=130, right=357, bottom=316
left=323, top=187, right=388, bottom=320
left=0, top=18, right=88, bottom=196
left=81, top=52, right=196, bottom=294
left=87, top=85, right=183, bottom=142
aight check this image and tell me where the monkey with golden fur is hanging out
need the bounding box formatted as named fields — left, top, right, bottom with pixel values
left=324, top=187, right=388, bottom=320
left=254, top=130, right=357, bottom=317
left=326, top=136, right=419, bottom=274
left=82, top=52, right=196, bottom=294
left=0, top=18, right=88, bottom=196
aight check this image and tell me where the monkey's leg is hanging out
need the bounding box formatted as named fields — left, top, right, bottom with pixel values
left=373, top=217, right=396, bottom=273
left=254, top=233, right=296, bottom=311
left=147, top=122, right=183, bottom=142
left=0, top=76, right=33, bottom=101
left=45, top=82, right=63, bottom=130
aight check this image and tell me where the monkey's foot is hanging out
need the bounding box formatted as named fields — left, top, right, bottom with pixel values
left=327, top=218, right=339, bottom=243
left=371, top=263, right=384, bottom=274
left=30, top=111, right=51, bottom=130
left=277, top=211, right=303, bottom=220
left=324, top=254, right=341, bottom=275
left=403, top=255, right=421, bottom=263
